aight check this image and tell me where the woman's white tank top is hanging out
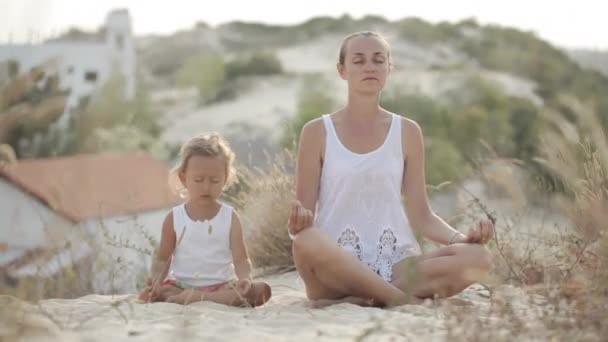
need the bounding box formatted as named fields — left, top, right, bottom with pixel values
left=314, top=113, right=421, bottom=281
left=169, top=203, right=236, bottom=286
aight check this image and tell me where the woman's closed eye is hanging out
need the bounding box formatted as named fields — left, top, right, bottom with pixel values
left=352, top=59, right=384, bottom=65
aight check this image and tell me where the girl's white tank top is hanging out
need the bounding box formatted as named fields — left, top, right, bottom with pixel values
left=169, top=203, right=236, bottom=286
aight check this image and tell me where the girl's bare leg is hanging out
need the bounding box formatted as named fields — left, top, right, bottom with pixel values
left=138, top=285, right=182, bottom=303
left=166, top=281, right=272, bottom=307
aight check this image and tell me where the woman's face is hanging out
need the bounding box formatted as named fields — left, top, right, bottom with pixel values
left=338, top=36, right=391, bottom=95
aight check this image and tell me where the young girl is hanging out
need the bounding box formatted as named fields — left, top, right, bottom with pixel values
left=288, top=31, right=494, bottom=307
left=138, top=133, right=271, bottom=306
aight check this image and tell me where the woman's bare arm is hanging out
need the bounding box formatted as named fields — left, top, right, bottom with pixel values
left=401, top=118, right=465, bottom=244
left=289, top=119, right=325, bottom=234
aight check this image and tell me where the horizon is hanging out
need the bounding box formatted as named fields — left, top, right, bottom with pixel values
left=1, top=0, right=607, bottom=49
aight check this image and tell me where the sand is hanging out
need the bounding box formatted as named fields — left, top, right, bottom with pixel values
left=1, top=271, right=563, bottom=342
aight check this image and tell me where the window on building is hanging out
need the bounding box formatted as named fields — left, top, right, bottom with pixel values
left=115, top=34, right=124, bottom=50
left=84, top=71, right=98, bottom=83
left=8, top=59, right=19, bottom=79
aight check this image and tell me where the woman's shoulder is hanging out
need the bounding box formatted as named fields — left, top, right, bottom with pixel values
left=300, top=116, right=329, bottom=143
left=302, top=116, right=326, bottom=134
left=387, top=113, right=424, bottom=151
left=394, top=116, right=424, bottom=160
left=391, top=113, right=422, bottom=136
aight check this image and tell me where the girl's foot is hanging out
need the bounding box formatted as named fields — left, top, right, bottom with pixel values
left=167, top=289, right=200, bottom=305
left=235, top=280, right=271, bottom=307
left=137, top=286, right=156, bottom=303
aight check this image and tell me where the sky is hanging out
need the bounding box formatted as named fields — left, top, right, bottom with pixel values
left=1, top=0, right=606, bottom=49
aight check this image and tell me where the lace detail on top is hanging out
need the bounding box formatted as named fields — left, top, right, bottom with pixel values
left=337, top=226, right=418, bottom=282
left=336, top=226, right=363, bottom=261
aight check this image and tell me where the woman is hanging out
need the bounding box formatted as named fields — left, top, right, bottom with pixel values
left=288, top=31, right=494, bottom=307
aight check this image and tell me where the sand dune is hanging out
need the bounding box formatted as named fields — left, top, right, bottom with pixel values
left=1, top=271, right=562, bottom=342
left=161, top=76, right=302, bottom=145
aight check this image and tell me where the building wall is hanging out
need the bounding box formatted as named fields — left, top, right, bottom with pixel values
left=0, top=9, right=136, bottom=114
left=0, top=44, right=111, bottom=110
left=104, top=9, right=136, bottom=98
left=0, top=178, right=174, bottom=295
left=0, top=179, right=72, bottom=249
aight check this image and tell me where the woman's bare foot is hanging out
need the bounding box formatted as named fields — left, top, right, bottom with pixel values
left=309, top=296, right=376, bottom=308
left=442, top=297, right=473, bottom=306
left=386, top=294, right=425, bottom=307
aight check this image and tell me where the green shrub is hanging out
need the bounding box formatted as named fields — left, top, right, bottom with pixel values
left=177, top=52, right=226, bottom=103
left=281, top=74, right=335, bottom=149
left=226, top=51, right=283, bottom=81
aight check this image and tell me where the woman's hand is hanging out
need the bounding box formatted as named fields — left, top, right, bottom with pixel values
left=464, top=218, right=494, bottom=244
left=288, top=200, right=314, bottom=235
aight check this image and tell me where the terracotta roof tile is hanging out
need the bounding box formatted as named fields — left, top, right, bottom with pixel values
left=0, top=152, right=181, bottom=222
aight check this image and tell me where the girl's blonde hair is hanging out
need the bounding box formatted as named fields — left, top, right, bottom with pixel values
left=169, top=132, right=237, bottom=195
left=338, top=31, right=392, bottom=66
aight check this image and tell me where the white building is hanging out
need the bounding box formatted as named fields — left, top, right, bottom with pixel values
left=0, top=9, right=136, bottom=114
left=0, top=153, right=181, bottom=295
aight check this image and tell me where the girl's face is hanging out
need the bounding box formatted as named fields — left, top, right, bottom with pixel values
left=337, top=36, right=391, bottom=94
left=179, top=155, right=226, bottom=203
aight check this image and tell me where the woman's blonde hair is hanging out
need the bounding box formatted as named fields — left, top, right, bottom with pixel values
left=338, top=31, right=392, bottom=66
left=169, top=132, right=236, bottom=195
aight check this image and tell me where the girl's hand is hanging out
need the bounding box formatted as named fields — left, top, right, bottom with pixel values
left=139, top=278, right=161, bottom=303
left=288, top=200, right=313, bottom=235
left=235, top=279, right=253, bottom=297
left=465, top=218, right=494, bottom=244
left=147, top=277, right=162, bottom=300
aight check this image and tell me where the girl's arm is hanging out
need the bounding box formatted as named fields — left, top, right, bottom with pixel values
left=230, top=211, right=253, bottom=280
left=401, top=118, right=467, bottom=245
left=150, top=212, right=176, bottom=285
